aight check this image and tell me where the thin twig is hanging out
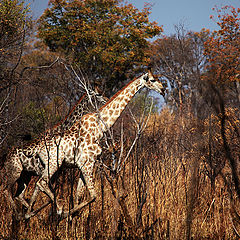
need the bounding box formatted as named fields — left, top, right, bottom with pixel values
left=117, top=120, right=124, bottom=171
left=10, top=25, right=26, bottom=78
left=0, top=89, right=11, bottom=114
left=0, top=114, right=20, bottom=126
left=231, top=217, right=240, bottom=238
left=200, top=198, right=215, bottom=229
left=117, top=98, right=154, bottom=172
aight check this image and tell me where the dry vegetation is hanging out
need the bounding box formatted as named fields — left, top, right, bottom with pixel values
left=1, top=106, right=239, bottom=239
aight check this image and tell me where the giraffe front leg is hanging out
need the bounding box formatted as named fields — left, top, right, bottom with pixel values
left=62, top=159, right=96, bottom=219
left=73, top=161, right=96, bottom=212
left=81, top=163, right=96, bottom=202
left=25, top=178, right=63, bottom=219
left=75, top=170, right=86, bottom=205
left=25, top=180, right=41, bottom=219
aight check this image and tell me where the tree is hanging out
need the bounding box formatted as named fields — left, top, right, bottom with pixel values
left=0, top=0, right=32, bottom=149
left=205, top=6, right=240, bottom=82
left=0, top=0, right=32, bottom=91
left=204, top=6, right=240, bottom=103
left=37, top=0, right=162, bottom=94
left=203, top=5, right=240, bottom=203
left=150, top=25, right=209, bottom=116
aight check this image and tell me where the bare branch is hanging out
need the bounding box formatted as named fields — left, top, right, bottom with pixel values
left=20, top=57, right=60, bottom=78
left=117, top=98, right=154, bottom=173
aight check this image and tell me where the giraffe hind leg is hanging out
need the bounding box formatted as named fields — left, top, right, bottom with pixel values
left=15, top=184, right=29, bottom=209
left=4, top=187, right=23, bottom=220
left=74, top=170, right=87, bottom=205
left=14, top=170, right=34, bottom=209
left=24, top=182, right=40, bottom=219
left=3, top=161, right=25, bottom=219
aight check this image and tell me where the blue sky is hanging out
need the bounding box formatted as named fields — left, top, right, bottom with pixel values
left=26, top=0, right=240, bottom=35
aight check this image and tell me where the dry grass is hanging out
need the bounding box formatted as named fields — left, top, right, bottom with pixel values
left=0, top=107, right=239, bottom=239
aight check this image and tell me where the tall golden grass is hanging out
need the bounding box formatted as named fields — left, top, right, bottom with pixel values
left=0, top=107, right=239, bottom=239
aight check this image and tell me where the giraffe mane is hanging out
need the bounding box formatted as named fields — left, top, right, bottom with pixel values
left=18, top=94, right=87, bottom=149
left=52, top=93, right=87, bottom=129
left=99, top=73, right=145, bottom=111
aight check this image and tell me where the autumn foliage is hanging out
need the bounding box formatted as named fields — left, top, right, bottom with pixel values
left=204, top=6, right=240, bottom=84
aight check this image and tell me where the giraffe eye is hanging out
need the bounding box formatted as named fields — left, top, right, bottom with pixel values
left=150, top=79, right=156, bottom=83
left=143, top=75, right=149, bottom=81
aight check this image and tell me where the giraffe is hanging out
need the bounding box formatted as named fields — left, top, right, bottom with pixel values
left=24, top=70, right=165, bottom=219
left=2, top=89, right=107, bottom=219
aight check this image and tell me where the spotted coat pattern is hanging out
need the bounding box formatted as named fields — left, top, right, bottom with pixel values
left=3, top=91, right=106, bottom=218
left=24, top=71, right=165, bottom=219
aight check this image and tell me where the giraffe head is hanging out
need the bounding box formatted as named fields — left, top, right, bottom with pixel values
left=88, top=88, right=108, bottom=106
left=140, top=70, right=165, bottom=96
left=93, top=84, right=109, bottom=103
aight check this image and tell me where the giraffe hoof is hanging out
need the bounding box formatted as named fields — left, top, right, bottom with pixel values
left=25, top=213, right=32, bottom=220
left=57, top=205, right=63, bottom=216
left=15, top=213, right=23, bottom=221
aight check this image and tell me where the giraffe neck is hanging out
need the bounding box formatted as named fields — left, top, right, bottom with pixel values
left=55, top=94, right=88, bottom=132
left=99, top=77, right=142, bottom=130
left=53, top=93, right=99, bottom=134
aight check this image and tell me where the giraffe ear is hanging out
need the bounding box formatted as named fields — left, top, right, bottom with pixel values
left=94, top=85, right=105, bottom=96
left=147, top=68, right=154, bottom=78
left=95, top=86, right=101, bottom=95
